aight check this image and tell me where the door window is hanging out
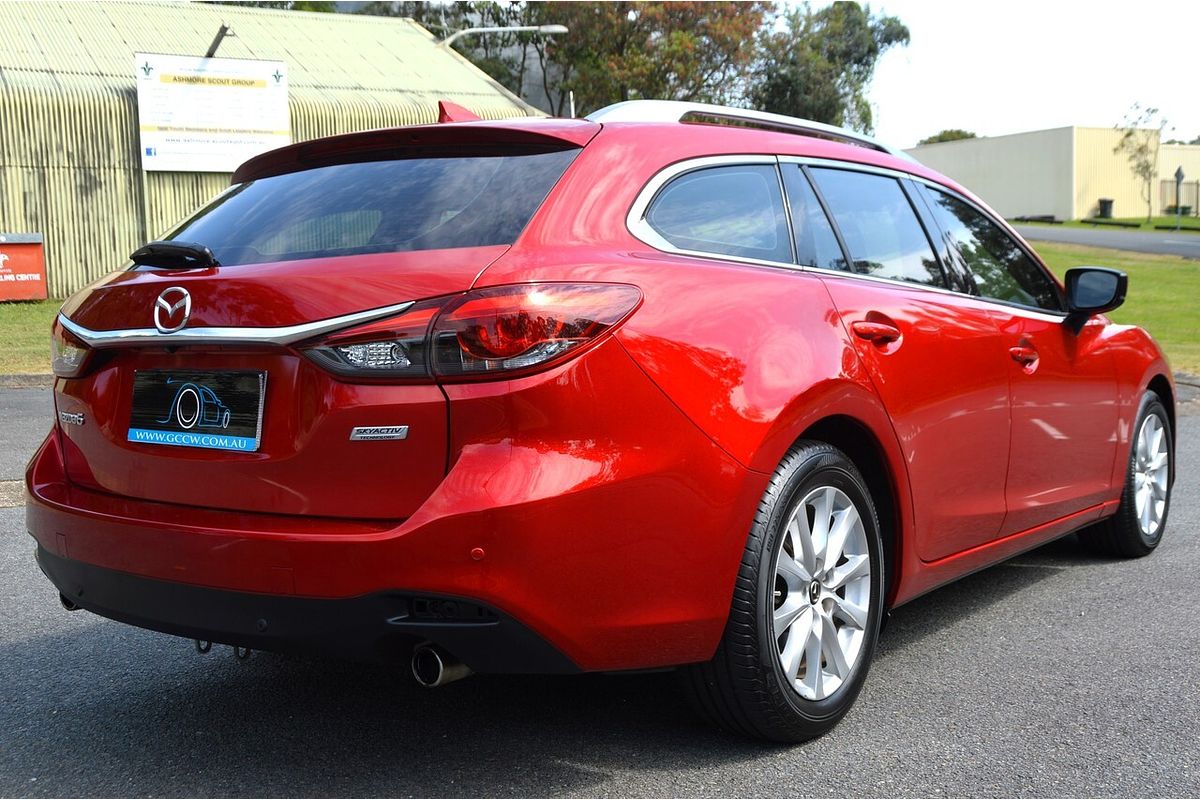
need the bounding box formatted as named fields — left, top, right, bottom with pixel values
left=925, top=188, right=1063, bottom=311
left=809, top=168, right=947, bottom=288
left=645, top=165, right=792, bottom=263
left=782, top=167, right=848, bottom=271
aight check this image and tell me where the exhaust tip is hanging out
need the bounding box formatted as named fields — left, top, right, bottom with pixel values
left=411, top=644, right=472, bottom=688
left=59, top=593, right=80, bottom=611
left=412, top=645, right=445, bottom=687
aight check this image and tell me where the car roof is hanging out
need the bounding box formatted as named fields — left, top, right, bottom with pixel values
left=587, top=100, right=913, bottom=163
left=233, top=100, right=986, bottom=217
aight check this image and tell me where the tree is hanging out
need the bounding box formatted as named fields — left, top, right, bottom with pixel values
left=356, top=2, right=768, bottom=117
left=748, top=2, right=909, bottom=133
left=530, top=2, right=771, bottom=116
left=918, top=129, right=977, bottom=145
left=355, top=2, right=535, bottom=94
left=1114, top=104, right=1170, bottom=222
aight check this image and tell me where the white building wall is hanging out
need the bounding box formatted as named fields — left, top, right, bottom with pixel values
left=907, top=128, right=1075, bottom=220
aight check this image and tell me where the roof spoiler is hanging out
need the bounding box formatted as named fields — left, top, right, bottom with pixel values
left=231, top=117, right=599, bottom=184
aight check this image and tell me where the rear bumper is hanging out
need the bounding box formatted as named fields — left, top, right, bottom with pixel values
left=35, top=544, right=577, bottom=672
left=27, top=341, right=767, bottom=672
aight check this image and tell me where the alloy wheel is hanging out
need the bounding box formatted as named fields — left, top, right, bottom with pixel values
left=1133, top=413, right=1169, bottom=537
left=772, top=485, right=871, bottom=701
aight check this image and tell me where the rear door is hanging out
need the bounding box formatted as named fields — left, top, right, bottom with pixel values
left=789, top=163, right=1013, bottom=562
left=916, top=185, right=1120, bottom=535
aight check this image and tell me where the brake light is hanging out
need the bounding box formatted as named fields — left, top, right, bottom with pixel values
left=50, top=318, right=92, bottom=378
left=301, top=283, right=641, bottom=381
left=431, top=283, right=641, bottom=378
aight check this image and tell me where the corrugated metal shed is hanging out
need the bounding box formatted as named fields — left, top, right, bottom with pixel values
left=0, top=1, right=538, bottom=297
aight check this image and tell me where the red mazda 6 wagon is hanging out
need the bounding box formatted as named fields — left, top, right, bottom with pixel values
left=28, top=100, right=1176, bottom=742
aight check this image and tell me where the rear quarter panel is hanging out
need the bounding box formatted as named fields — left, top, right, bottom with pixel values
left=480, top=125, right=918, bottom=604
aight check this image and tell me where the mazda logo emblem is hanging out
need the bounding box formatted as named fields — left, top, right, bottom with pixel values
left=154, top=287, right=192, bottom=333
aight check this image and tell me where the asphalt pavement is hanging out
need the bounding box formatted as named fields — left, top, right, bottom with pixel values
left=1, top=390, right=1198, bottom=797
left=1015, top=224, right=1200, bottom=258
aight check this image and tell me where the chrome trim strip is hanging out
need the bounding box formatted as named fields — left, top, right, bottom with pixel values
left=58, top=301, right=415, bottom=349
left=587, top=100, right=918, bottom=163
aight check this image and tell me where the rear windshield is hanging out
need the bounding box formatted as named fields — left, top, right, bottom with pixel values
left=164, top=149, right=579, bottom=266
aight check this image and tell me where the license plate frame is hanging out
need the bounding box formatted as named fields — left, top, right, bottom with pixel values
left=127, top=370, right=267, bottom=452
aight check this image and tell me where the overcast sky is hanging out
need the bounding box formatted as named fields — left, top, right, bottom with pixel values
left=856, top=0, right=1200, bottom=147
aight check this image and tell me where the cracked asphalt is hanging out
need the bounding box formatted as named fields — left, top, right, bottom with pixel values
left=1, top=387, right=1198, bottom=797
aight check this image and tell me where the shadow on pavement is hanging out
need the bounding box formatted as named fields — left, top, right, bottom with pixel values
left=0, top=535, right=1105, bottom=796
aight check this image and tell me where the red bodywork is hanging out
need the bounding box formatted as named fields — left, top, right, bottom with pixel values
left=26, top=115, right=1176, bottom=672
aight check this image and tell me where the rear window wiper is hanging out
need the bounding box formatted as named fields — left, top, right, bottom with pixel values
left=130, top=240, right=220, bottom=269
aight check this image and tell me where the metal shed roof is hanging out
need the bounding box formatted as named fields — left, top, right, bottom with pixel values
left=0, top=1, right=539, bottom=298
left=0, top=0, right=535, bottom=118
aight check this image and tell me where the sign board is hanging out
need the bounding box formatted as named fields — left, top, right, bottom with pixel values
left=0, top=234, right=48, bottom=301
left=134, top=53, right=290, bottom=173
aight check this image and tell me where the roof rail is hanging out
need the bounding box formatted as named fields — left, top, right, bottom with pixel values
left=586, top=100, right=916, bottom=163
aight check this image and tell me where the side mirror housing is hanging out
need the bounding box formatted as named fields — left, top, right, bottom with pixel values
left=1065, top=267, right=1127, bottom=332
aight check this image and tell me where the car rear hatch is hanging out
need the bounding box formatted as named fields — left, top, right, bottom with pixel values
left=53, top=119, right=598, bottom=520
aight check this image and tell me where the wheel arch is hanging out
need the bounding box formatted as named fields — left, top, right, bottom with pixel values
left=1147, top=373, right=1175, bottom=439
left=793, top=413, right=907, bottom=608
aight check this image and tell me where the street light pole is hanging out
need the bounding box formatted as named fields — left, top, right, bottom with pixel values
left=439, top=24, right=568, bottom=49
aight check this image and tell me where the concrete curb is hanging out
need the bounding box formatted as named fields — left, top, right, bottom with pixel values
left=0, top=374, right=53, bottom=389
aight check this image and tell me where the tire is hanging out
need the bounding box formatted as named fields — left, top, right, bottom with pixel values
left=681, top=442, right=885, bottom=742
left=1080, top=391, right=1173, bottom=558
left=175, top=386, right=200, bottom=429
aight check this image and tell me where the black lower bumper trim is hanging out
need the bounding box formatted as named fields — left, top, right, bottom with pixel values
left=35, top=546, right=579, bottom=674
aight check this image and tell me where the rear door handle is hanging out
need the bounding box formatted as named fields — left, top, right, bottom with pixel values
left=1009, top=345, right=1039, bottom=365
left=851, top=320, right=902, bottom=344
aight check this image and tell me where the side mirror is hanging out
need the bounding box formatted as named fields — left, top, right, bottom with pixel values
left=1064, top=267, right=1127, bottom=332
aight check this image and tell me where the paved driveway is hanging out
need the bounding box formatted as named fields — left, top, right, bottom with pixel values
left=1, top=392, right=1198, bottom=797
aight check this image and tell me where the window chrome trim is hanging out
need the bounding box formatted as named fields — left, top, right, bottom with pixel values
left=58, top=301, right=415, bottom=349
left=626, top=154, right=795, bottom=269
left=781, top=156, right=1070, bottom=319
left=627, top=154, right=1072, bottom=324
left=804, top=266, right=1070, bottom=322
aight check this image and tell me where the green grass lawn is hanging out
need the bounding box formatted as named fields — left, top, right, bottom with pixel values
left=1035, top=242, right=1200, bottom=374
left=0, top=243, right=1196, bottom=375
left=0, top=299, right=59, bottom=374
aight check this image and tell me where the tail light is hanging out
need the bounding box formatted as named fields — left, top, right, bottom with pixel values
left=50, top=317, right=93, bottom=378
left=303, top=299, right=441, bottom=379
left=302, top=283, right=641, bottom=382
